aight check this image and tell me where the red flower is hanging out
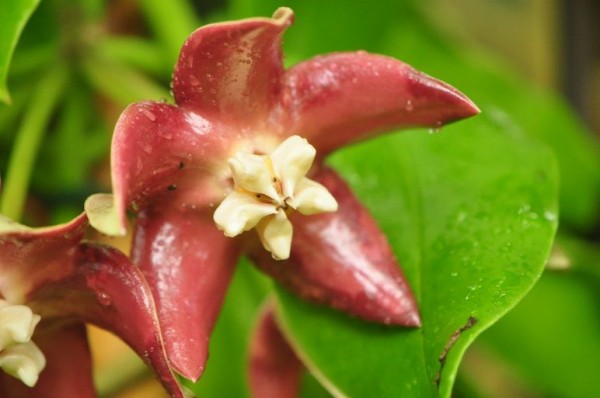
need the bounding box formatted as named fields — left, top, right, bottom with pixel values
left=86, top=8, right=479, bottom=381
left=0, top=214, right=183, bottom=398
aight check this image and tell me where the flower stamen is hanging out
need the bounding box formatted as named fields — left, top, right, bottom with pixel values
left=213, top=135, right=338, bottom=260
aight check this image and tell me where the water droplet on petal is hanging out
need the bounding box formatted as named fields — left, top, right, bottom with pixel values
left=140, top=108, right=156, bottom=121
left=97, top=291, right=112, bottom=306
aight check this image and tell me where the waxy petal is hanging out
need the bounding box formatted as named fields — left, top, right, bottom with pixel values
left=249, top=304, right=303, bottom=398
left=270, top=135, right=316, bottom=199
left=257, top=210, right=293, bottom=260
left=0, top=325, right=96, bottom=398
left=131, top=206, right=239, bottom=380
left=251, top=168, right=420, bottom=326
left=228, top=152, right=280, bottom=201
left=172, top=8, right=293, bottom=126
left=0, top=341, right=45, bottom=387
left=26, top=243, right=184, bottom=398
left=282, top=52, right=480, bottom=155
left=0, top=213, right=87, bottom=303
left=214, top=191, right=278, bottom=237
left=108, top=101, right=228, bottom=235
left=287, top=177, right=338, bottom=215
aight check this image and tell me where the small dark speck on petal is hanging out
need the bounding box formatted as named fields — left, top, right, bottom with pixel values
left=168, top=185, right=177, bottom=191
left=179, top=162, right=185, bottom=169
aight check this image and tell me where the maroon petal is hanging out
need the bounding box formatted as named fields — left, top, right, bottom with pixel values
left=131, top=205, right=240, bottom=380
left=172, top=8, right=293, bottom=126
left=26, top=243, right=184, bottom=398
left=250, top=167, right=420, bottom=326
left=0, top=213, right=87, bottom=302
left=281, top=52, right=479, bottom=155
left=111, top=101, right=229, bottom=231
left=0, top=324, right=95, bottom=398
left=249, top=303, right=303, bottom=398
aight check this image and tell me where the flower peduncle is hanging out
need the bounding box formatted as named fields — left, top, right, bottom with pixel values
left=0, top=300, right=46, bottom=387
left=213, top=135, right=338, bottom=260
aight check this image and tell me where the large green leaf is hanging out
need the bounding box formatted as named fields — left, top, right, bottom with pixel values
left=0, top=0, right=40, bottom=103
left=274, top=109, right=558, bottom=397
left=380, top=11, right=600, bottom=232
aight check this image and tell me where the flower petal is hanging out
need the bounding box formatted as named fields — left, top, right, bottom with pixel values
left=131, top=205, right=240, bottom=381
left=249, top=303, right=303, bottom=398
left=108, top=101, right=228, bottom=235
left=250, top=168, right=421, bottom=326
left=0, top=341, right=45, bottom=387
left=281, top=52, right=480, bottom=155
left=0, top=324, right=95, bottom=398
left=256, top=210, right=293, bottom=260
left=286, top=177, right=338, bottom=215
left=172, top=8, right=293, bottom=126
left=214, top=191, right=278, bottom=237
left=228, top=152, right=280, bottom=201
left=270, top=136, right=316, bottom=199
left=25, top=243, right=184, bottom=397
left=0, top=213, right=87, bottom=303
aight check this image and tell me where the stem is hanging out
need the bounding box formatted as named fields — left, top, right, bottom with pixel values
left=96, top=36, right=167, bottom=78
left=138, top=0, right=199, bottom=63
left=0, top=63, right=67, bottom=221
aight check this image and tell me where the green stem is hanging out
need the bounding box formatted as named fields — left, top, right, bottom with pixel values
left=138, top=0, right=199, bottom=63
left=0, top=63, right=67, bottom=221
left=96, top=36, right=167, bottom=77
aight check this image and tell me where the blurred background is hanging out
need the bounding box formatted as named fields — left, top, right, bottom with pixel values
left=1, top=0, right=599, bottom=397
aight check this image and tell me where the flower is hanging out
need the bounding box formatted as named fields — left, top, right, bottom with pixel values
left=85, top=8, right=479, bottom=381
left=214, top=135, right=338, bottom=260
left=248, top=302, right=303, bottom=398
left=0, top=213, right=184, bottom=397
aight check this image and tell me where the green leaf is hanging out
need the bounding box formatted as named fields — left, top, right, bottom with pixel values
left=0, top=0, right=40, bottom=103
left=275, top=110, right=558, bottom=397
left=380, top=15, right=600, bottom=232
left=477, top=271, right=600, bottom=398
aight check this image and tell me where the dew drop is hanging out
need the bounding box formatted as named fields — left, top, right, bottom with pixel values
left=189, top=75, right=200, bottom=86
left=140, top=108, right=156, bottom=121
left=405, top=100, right=414, bottom=112
left=97, top=291, right=112, bottom=306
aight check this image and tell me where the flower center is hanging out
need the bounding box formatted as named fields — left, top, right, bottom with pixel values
left=213, top=135, right=338, bottom=260
left=0, top=299, right=46, bottom=387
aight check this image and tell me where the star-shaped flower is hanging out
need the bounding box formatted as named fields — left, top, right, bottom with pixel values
left=85, top=8, right=479, bottom=382
left=0, top=213, right=184, bottom=397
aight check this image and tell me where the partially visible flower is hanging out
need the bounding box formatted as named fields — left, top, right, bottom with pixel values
left=85, top=7, right=479, bottom=382
left=248, top=303, right=303, bottom=398
left=0, top=213, right=183, bottom=398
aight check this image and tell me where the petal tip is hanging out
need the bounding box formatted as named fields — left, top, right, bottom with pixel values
left=272, top=7, right=295, bottom=26
left=409, top=70, right=481, bottom=125
left=84, top=193, right=127, bottom=237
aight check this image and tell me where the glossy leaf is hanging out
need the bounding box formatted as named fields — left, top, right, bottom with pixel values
left=379, top=13, right=600, bottom=232
left=274, top=109, right=558, bottom=397
left=0, top=0, right=40, bottom=103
